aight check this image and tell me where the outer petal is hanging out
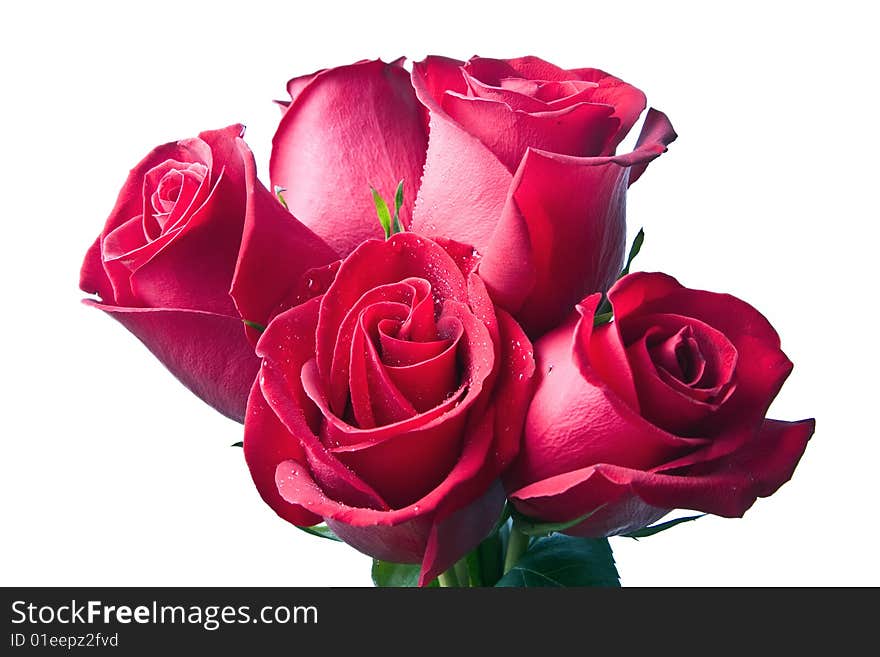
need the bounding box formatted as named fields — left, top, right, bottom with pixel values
left=505, top=312, right=705, bottom=488
left=292, top=413, right=499, bottom=527
left=243, top=378, right=321, bottom=526
left=411, top=57, right=514, bottom=253
left=478, top=109, right=677, bottom=337
left=490, top=308, right=536, bottom=469
left=509, top=418, right=814, bottom=535
left=270, top=59, right=428, bottom=258
left=85, top=301, right=259, bottom=422
left=441, top=93, right=618, bottom=170
left=230, top=138, right=336, bottom=336
left=569, top=68, right=647, bottom=153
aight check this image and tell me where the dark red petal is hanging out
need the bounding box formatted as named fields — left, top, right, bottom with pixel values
left=610, top=272, right=794, bottom=433
left=316, top=234, right=469, bottom=409
left=349, top=303, right=418, bottom=427
left=79, top=236, right=115, bottom=303
left=383, top=324, right=460, bottom=413
left=274, top=403, right=497, bottom=527
left=270, top=59, right=428, bottom=258
left=568, top=68, right=647, bottom=154
left=331, top=409, right=467, bottom=508
left=379, top=328, right=454, bottom=366
left=479, top=111, right=676, bottom=337
left=624, top=330, right=725, bottom=434
left=263, top=358, right=390, bottom=511
left=509, top=418, right=814, bottom=534
left=230, top=138, right=336, bottom=335
left=490, top=308, right=536, bottom=469
left=578, top=300, right=640, bottom=411
left=243, top=377, right=321, bottom=526
left=326, top=281, right=420, bottom=416
left=418, top=480, right=506, bottom=586
left=85, top=301, right=258, bottom=422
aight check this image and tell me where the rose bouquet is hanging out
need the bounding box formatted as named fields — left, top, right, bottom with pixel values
left=80, top=56, right=813, bottom=587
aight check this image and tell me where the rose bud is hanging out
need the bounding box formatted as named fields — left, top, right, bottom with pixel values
left=271, top=59, right=428, bottom=258
left=410, top=56, right=677, bottom=337
left=505, top=272, right=815, bottom=536
left=80, top=125, right=336, bottom=421
left=243, top=233, right=535, bottom=585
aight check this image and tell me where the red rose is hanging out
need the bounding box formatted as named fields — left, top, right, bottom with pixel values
left=243, top=233, right=534, bottom=584
left=410, top=56, right=677, bottom=336
left=80, top=125, right=335, bottom=421
left=271, top=59, right=428, bottom=258
left=506, top=272, right=814, bottom=535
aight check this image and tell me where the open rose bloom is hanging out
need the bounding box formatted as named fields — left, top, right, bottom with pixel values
left=80, top=55, right=814, bottom=587
left=243, top=234, right=534, bottom=585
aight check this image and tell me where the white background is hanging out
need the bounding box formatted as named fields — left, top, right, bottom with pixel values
left=1, top=1, right=876, bottom=586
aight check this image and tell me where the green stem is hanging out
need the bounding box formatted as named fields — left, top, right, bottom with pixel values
left=503, top=526, right=530, bottom=574
left=454, top=559, right=470, bottom=587
left=438, top=568, right=460, bottom=587
left=466, top=549, right=484, bottom=587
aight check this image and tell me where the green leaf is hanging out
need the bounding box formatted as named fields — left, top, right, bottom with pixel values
left=511, top=504, right=606, bottom=537
left=495, top=535, right=620, bottom=587
left=476, top=530, right=505, bottom=586
left=620, top=227, right=645, bottom=277
left=394, top=180, right=404, bottom=212
left=372, top=560, right=438, bottom=587
left=230, top=441, right=243, bottom=448
left=622, top=514, right=705, bottom=539
left=274, top=185, right=289, bottom=210
left=243, top=319, right=266, bottom=333
left=592, top=228, right=646, bottom=324
left=371, top=187, right=393, bottom=239
left=593, top=310, right=613, bottom=326
left=296, top=524, right=342, bottom=542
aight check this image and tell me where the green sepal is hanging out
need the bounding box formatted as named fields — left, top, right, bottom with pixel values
left=296, top=524, right=342, bottom=542
left=623, top=514, right=705, bottom=539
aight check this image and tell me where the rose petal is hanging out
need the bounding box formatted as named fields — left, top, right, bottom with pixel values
left=610, top=272, right=794, bottom=434
left=464, top=74, right=552, bottom=113
left=509, top=418, right=814, bottom=535
left=478, top=109, right=677, bottom=336
left=490, top=308, right=536, bottom=469
left=316, top=235, right=469, bottom=411
left=441, top=92, right=618, bottom=170
left=243, top=378, right=321, bottom=526
left=129, top=125, right=248, bottom=315
left=230, top=139, right=336, bottom=337
left=418, top=480, right=506, bottom=586
left=505, top=310, right=706, bottom=488
left=466, top=56, right=572, bottom=83
left=85, top=301, right=258, bottom=422
left=569, top=68, right=647, bottom=153
left=270, top=59, right=428, bottom=258
left=274, top=404, right=496, bottom=527
left=411, top=57, right=514, bottom=253
left=349, top=302, right=418, bottom=427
